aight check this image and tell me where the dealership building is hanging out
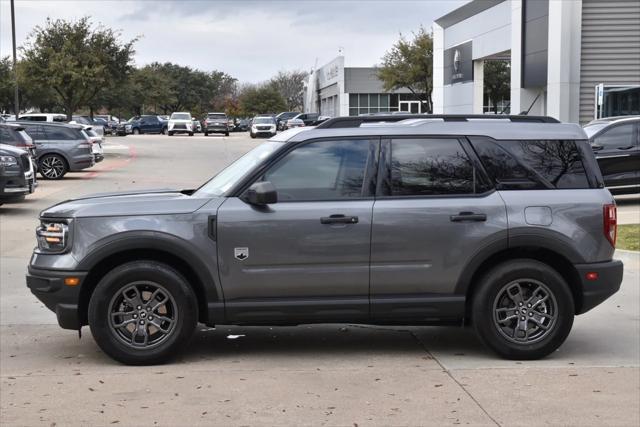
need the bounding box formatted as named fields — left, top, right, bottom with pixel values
left=303, top=56, right=425, bottom=117
left=433, top=0, right=640, bottom=123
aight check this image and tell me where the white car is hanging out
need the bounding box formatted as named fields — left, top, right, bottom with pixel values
left=250, top=116, right=277, bottom=138
left=18, top=113, right=67, bottom=122
left=79, top=125, right=104, bottom=163
left=168, top=112, right=194, bottom=136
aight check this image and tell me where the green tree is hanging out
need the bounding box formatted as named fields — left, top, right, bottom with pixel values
left=377, top=27, right=433, bottom=113
left=269, top=70, right=306, bottom=111
left=0, top=57, right=14, bottom=113
left=239, top=85, right=287, bottom=116
left=20, top=17, right=137, bottom=120
left=483, top=60, right=511, bottom=114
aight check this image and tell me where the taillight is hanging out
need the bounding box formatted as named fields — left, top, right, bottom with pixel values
left=603, top=204, right=617, bottom=247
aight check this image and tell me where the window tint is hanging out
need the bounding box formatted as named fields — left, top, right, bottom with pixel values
left=594, top=124, right=635, bottom=149
left=389, top=138, right=488, bottom=196
left=44, top=126, right=79, bottom=141
left=22, top=125, right=48, bottom=141
left=263, top=139, right=371, bottom=201
left=0, top=127, right=17, bottom=144
left=471, top=138, right=590, bottom=189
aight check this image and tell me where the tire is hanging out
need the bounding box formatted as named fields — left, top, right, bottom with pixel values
left=189, top=132, right=194, bottom=137
left=225, top=132, right=229, bottom=137
left=38, top=154, right=68, bottom=180
left=168, top=131, right=174, bottom=136
left=161, top=127, right=167, bottom=135
left=472, top=259, right=574, bottom=360
left=250, top=132, right=256, bottom=139
left=88, top=260, right=198, bottom=365
left=133, top=128, right=140, bottom=135
left=204, top=132, right=208, bottom=136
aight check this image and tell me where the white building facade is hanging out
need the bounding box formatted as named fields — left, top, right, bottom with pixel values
left=433, top=0, right=640, bottom=123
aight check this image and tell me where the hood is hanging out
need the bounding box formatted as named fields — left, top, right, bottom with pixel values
left=40, top=189, right=211, bottom=218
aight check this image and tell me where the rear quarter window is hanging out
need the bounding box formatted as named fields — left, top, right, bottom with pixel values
left=470, top=137, right=591, bottom=189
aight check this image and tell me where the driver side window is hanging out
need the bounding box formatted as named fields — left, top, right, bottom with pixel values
left=263, top=139, right=373, bottom=201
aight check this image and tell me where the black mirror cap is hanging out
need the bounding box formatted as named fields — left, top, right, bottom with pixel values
left=245, top=181, right=277, bottom=205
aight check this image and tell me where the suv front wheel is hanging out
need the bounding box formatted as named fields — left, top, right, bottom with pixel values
left=472, top=259, right=574, bottom=360
left=88, top=261, right=198, bottom=365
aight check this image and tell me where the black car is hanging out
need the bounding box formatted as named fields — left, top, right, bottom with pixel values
left=128, top=115, right=168, bottom=135
left=0, top=143, right=36, bottom=204
left=584, top=116, right=640, bottom=195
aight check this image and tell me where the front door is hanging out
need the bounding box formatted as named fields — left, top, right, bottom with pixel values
left=370, top=137, right=508, bottom=321
left=216, top=137, right=379, bottom=324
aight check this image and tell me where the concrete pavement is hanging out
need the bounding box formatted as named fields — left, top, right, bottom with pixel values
left=1, top=134, right=639, bottom=426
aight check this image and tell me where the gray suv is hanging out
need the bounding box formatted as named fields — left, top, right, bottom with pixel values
left=17, top=122, right=95, bottom=179
left=26, top=115, right=624, bottom=365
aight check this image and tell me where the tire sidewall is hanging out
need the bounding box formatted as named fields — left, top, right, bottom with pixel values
left=88, top=261, right=197, bottom=365
left=39, top=154, right=67, bottom=180
left=472, top=259, right=574, bottom=360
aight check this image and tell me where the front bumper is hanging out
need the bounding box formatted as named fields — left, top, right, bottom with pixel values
left=574, top=259, right=624, bottom=314
left=205, top=125, right=228, bottom=133
left=27, top=266, right=87, bottom=330
left=1, top=167, right=36, bottom=198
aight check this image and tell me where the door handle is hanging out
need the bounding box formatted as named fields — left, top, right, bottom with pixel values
left=450, top=212, right=487, bottom=222
left=320, top=214, right=359, bottom=225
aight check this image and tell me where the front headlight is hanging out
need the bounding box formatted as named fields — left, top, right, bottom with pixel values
left=0, top=155, right=18, bottom=167
left=36, top=221, right=70, bottom=253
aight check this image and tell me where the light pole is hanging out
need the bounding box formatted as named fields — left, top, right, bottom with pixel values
left=11, top=0, right=19, bottom=118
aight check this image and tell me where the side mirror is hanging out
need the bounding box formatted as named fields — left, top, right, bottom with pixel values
left=244, top=181, right=277, bottom=205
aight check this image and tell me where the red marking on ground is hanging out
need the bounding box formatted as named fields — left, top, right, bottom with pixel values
left=86, top=144, right=137, bottom=179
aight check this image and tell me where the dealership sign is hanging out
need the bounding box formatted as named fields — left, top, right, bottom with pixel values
left=444, top=41, right=473, bottom=85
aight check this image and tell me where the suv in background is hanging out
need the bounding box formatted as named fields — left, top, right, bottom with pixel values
left=276, top=112, right=299, bottom=131
left=17, top=122, right=95, bottom=179
left=583, top=116, right=640, bottom=195
left=203, top=112, right=230, bottom=136
left=129, top=115, right=168, bottom=135
left=26, top=114, right=623, bottom=365
left=293, top=112, right=320, bottom=126
left=250, top=116, right=277, bottom=138
left=168, top=112, right=194, bottom=136
left=18, top=113, right=67, bottom=123
left=0, top=143, right=36, bottom=204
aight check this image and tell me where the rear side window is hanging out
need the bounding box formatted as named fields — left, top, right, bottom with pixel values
left=44, top=126, right=80, bottom=141
left=22, top=125, right=48, bottom=141
left=388, top=138, right=490, bottom=196
left=593, top=124, right=635, bottom=149
left=263, top=139, right=372, bottom=201
left=470, top=137, right=590, bottom=189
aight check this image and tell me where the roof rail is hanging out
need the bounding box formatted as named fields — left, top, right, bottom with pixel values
left=315, top=114, right=560, bottom=129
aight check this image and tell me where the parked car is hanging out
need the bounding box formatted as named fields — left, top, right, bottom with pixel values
left=283, top=118, right=305, bottom=130
left=235, top=118, right=250, bottom=132
left=18, top=113, right=67, bottom=123
left=0, top=122, right=37, bottom=159
left=0, top=143, right=36, bottom=205
left=293, top=112, right=320, bottom=126
left=583, top=116, right=640, bottom=195
left=276, top=112, right=299, bottom=131
left=25, top=114, right=623, bottom=365
left=203, top=112, right=230, bottom=136
left=192, top=118, right=202, bottom=133
left=79, top=125, right=104, bottom=163
left=250, top=116, right=277, bottom=138
left=17, top=121, right=95, bottom=179
left=168, top=112, right=194, bottom=136
left=128, top=115, right=168, bottom=135
left=71, top=116, right=105, bottom=140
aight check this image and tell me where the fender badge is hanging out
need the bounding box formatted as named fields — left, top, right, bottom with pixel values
left=234, top=247, right=249, bottom=260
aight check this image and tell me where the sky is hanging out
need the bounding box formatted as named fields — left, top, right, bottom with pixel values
left=0, top=0, right=465, bottom=83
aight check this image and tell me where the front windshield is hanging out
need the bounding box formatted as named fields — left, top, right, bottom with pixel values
left=583, top=123, right=608, bottom=138
left=253, top=117, right=275, bottom=124
left=171, top=113, right=191, bottom=120
left=195, top=140, right=284, bottom=197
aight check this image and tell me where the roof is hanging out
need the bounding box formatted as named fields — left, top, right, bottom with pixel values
left=585, top=115, right=640, bottom=125
left=285, top=118, right=587, bottom=142
left=13, top=120, right=84, bottom=130
left=435, top=0, right=505, bottom=28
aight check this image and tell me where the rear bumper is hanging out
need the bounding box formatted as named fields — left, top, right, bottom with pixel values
left=70, top=154, right=95, bottom=171
left=26, top=266, right=86, bottom=330
left=574, top=259, right=624, bottom=314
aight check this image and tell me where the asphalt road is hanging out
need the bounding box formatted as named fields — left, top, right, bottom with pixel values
left=1, top=133, right=639, bottom=426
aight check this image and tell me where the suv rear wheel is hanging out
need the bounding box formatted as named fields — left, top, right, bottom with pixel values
left=88, top=261, right=198, bottom=365
left=472, top=259, right=574, bottom=360
left=39, top=154, right=68, bottom=180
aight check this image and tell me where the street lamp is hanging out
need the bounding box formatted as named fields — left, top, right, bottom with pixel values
left=11, top=0, right=19, bottom=119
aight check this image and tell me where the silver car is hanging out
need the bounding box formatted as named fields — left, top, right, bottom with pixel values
left=26, top=114, right=623, bottom=365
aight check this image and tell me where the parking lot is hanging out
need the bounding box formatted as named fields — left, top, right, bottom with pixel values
left=1, top=133, right=639, bottom=426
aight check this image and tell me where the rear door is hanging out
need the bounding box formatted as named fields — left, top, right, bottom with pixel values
left=370, top=137, right=507, bottom=322
left=216, top=137, right=379, bottom=324
left=592, top=122, right=640, bottom=189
